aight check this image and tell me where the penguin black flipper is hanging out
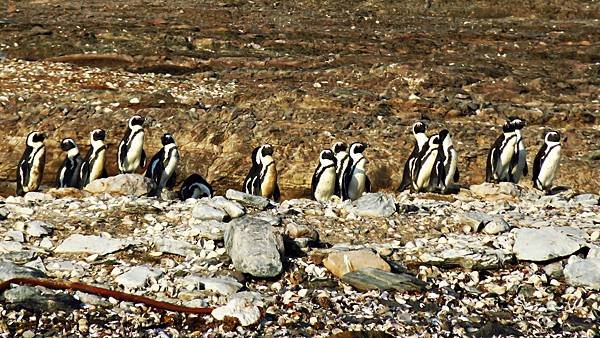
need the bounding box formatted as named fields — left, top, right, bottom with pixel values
left=166, top=170, right=177, bottom=189
left=532, top=143, right=546, bottom=188
left=398, top=142, right=418, bottom=191
left=141, top=149, right=147, bottom=168
left=145, top=151, right=163, bottom=179
left=311, top=163, right=320, bottom=199
left=454, top=166, right=460, bottom=183
left=486, top=134, right=505, bottom=183
left=118, top=137, right=128, bottom=172
left=523, top=161, right=528, bottom=177
left=251, top=173, right=262, bottom=197
left=272, top=183, right=281, bottom=202
left=365, top=176, right=371, bottom=194
left=341, top=156, right=354, bottom=200
left=16, top=158, right=30, bottom=197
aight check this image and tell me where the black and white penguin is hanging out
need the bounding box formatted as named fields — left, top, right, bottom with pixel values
left=180, top=174, right=213, bottom=200
left=118, top=115, right=146, bottom=174
left=485, top=122, right=517, bottom=183
left=311, top=149, right=337, bottom=202
left=342, top=142, right=371, bottom=201
left=532, top=131, right=562, bottom=192
left=16, top=131, right=46, bottom=196
left=430, top=129, right=459, bottom=193
left=509, top=117, right=528, bottom=183
left=79, top=129, right=107, bottom=188
left=331, top=142, right=349, bottom=197
left=56, top=138, right=83, bottom=188
left=243, top=144, right=280, bottom=201
left=145, top=133, right=179, bottom=197
left=412, top=134, right=440, bottom=192
left=398, top=122, right=428, bottom=191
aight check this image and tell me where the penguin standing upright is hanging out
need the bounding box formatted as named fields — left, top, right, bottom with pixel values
left=118, top=115, right=146, bottom=174
left=145, top=133, right=179, bottom=197
left=342, top=142, right=371, bottom=201
left=412, top=134, right=440, bottom=192
left=430, top=129, right=459, bottom=193
left=532, top=131, right=562, bottom=192
left=509, top=118, right=528, bottom=183
left=180, top=174, right=213, bottom=200
left=311, top=150, right=337, bottom=202
left=485, top=122, right=517, bottom=183
left=16, top=131, right=46, bottom=196
left=56, top=138, right=83, bottom=188
left=243, top=144, right=280, bottom=201
left=331, top=142, right=349, bottom=197
left=79, top=129, right=107, bottom=188
left=398, top=122, right=428, bottom=191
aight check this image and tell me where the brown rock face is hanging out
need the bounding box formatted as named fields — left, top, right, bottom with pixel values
left=323, top=250, right=391, bottom=279
left=0, top=1, right=599, bottom=198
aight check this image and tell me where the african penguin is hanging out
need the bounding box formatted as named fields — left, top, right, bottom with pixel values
left=118, top=115, right=147, bottom=174
left=398, top=121, right=428, bottom=191
left=412, top=134, right=440, bottom=192
left=485, top=121, right=517, bottom=183
left=56, top=138, right=83, bottom=188
left=180, top=174, right=213, bottom=200
left=509, top=118, right=528, bottom=183
left=145, top=133, right=179, bottom=197
left=311, top=149, right=337, bottom=202
left=331, top=142, right=349, bottom=197
left=16, top=131, right=46, bottom=196
left=79, top=129, right=107, bottom=188
left=243, top=144, right=280, bottom=201
left=532, top=131, right=562, bottom=192
left=342, top=142, right=371, bottom=201
left=430, top=129, right=459, bottom=193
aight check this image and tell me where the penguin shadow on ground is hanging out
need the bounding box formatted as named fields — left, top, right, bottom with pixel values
left=547, top=186, right=571, bottom=195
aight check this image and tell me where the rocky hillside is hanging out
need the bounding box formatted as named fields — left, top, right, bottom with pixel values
left=0, top=176, right=599, bottom=336
left=0, top=0, right=599, bottom=198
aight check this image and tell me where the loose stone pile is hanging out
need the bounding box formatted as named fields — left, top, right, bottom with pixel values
left=0, top=174, right=598, bottom=336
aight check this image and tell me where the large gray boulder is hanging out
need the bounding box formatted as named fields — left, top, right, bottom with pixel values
left=513, top=227, right=585, bottom=261
left=84, top=174, right=155, bottom=196
left=564, top=257, right=600, bottom=290
left=349, top=193, right=397, bottom=218
left=224, top=216, right=284, bottom=278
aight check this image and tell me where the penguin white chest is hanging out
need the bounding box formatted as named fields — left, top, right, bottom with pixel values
left=538, top=147, right=561, bottom=189
left=444, top=148, right=458, bottom=187
left=125, top=132, right=145, bottom=171
left=26, top=147, right=45, bottom=191
left=314, top=167, right=336, bottom=202
left=497, top=137, right=517, bottom=180
left=261, top=163, right=277, bottom=198
left=416, top=149, right=438, bottom=190
left=89, top=149, right=106, bottom=182
left=347, top=161, right=367, bottom=200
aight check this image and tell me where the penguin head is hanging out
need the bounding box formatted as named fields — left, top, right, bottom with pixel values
left=91, top=129, right=106, bottom=141
left=501, top=122, right=516, bottom=134
left=320, top=149, right=336, bottom=164
left=349, top=142, right=367, bottom=156
left=60, top=138, right=77, bottom=151
left=545, top=131, right=561, bottom=143
left=260, top=144, right=274, bottom=157
left=161, top=133, right=176, bottom=146
left=438, top=129, right=450, bottom=141
left=509, top=117, right=526, bottom=130
left=412, top=122, right=427, bottom=135
left=332, top=142, right=348, bottom=154
left=26, top=131, right=46, bottom=147
left=129, top=115, right=145, bottom=128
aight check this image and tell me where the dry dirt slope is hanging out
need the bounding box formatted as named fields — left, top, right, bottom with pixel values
left=0, top=0, right=599, bottom=197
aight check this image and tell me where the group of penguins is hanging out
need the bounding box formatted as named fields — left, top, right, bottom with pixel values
left=15, top=115, right=563, bottom=201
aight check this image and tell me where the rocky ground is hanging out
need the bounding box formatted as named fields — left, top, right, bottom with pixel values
left=0, top=175, right=599, bottom=337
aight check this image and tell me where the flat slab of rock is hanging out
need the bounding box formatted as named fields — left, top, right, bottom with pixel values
left=564, top=257, right=600, bottom=290
left=224, top=216, right=284, bottom=278
left=460, top=212, right=510, bottom=234
left=189, top=220, right=226, bottom=241
left=513, top=227, right=584, bottom=261
left=4, top=285, right=82, bottom=312
left=0, top=261, right=46, bottom=282
left=323, top=249, right=391, bottom=278
left=210, top=196, right=246, bottom=218
left=181, top=276, right=243, bottom=296
left=84, top=174, right=155, bottom=196
left=154, top=238, right=199, bottom=257
left=192, top=203, right=229, bottom=221
left=342, top=267, right=426, bottom=292
left=225, top=189, right=271, bottom=210
left=349, top=193, right=397, bottom=218
left=115, top=266, right=163, bottom=289
left=55, top=234, right=132, bottom=256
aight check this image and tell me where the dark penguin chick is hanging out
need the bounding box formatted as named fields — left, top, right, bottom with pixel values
left=412, top=134, right=440, bottom=192
left=331, top=141, right=349, bottom=197
left=430, top=129, right=459, bottom=193
left=56, top=138, right=83, bottom=188
left=79, top=129, right=107, bottom=188
left=243, top=144, right=280, bottom=201
left=508, top=117, right=528, bottom=183
left=342, top=142, right=371, bottom=201
left=145, top=133, right=179, bottom=197
left=485, top=122, right=517, bottom=183
left=16, top=131, right=46, bottom=196
left=311, top=149, right=337, bottom=202
left=532, top=131, right=562, bottom=192
left=118, top=115, right=146, bottom=174
left=398, top=122, right=428, bottom=191
left=180, top=174, right=213, bottom=200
